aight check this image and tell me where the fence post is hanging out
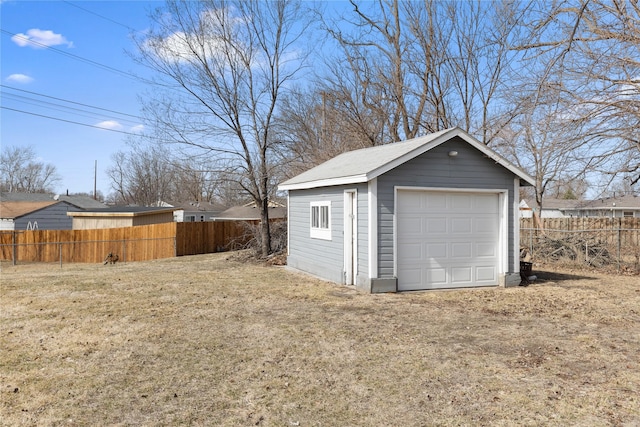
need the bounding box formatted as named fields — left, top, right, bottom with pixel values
left=122, top=240, right=126, bottom=263
left=12, top=231, right=17, bottom=266
left=585, top=241, right=588, bottom=264
left=59, top=242, right=63, bottom=268
left=618, top=218, right=622, bottom=272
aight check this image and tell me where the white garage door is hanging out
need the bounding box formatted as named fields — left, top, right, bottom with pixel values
left=397, top=190, right=501, bottom=291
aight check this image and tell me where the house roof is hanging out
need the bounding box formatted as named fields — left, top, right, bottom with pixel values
left=0, top=192, right=107, bottom=209
left=0, top=201, right=59, bottom=219
left=67, top=206, right=176, bottom=218
left=278, top=127, right=535, bottom=191
left=169, top=200, right=228, bottom=212
left=522, top=195, right=640, bottom=211
left=214, top=205, right=287, bottom=221
left=567, top=195, right=640, bottom=210
left=521, top=199, right=581, bottom=210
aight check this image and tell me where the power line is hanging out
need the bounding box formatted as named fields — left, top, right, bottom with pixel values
left=1, top=29, right=153, bottom=85
left=62, top=1, right=139, bottom=32
left=1, top=106, right=146, bottom=137
left=2, top=92, right=142, bottom=127
left=1, top=84, right=143, bottom=121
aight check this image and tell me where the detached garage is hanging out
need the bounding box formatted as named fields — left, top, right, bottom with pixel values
left=278, top=127, right=535, bottom=293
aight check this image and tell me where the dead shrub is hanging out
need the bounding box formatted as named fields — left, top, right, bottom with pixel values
left=232, top=220, right=287, bottom=260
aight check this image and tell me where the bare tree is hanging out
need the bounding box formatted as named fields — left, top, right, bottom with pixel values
left=318, top=0, right=522, bottom=146
left=0, top=145, right=60, bottom=193
left=493, top=67, right=602, bottom=213
left=275, top=85, right=391, bottom=177
left=135, top=0, right=311, bottom=256
left=107, top=143, right=176, bottom=206
left=172, top=158, right=221, bottom=203
left=515, top=0, right=640, bottom=188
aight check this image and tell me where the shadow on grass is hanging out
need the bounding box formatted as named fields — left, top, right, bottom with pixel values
left=531, top=269, right=597, bottom=282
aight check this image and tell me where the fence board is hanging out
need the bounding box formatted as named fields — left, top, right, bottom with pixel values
left=0, top=220, right=259, bottom=264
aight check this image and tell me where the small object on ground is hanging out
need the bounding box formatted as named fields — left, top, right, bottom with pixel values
left=103, top=252, right=119, bottom=265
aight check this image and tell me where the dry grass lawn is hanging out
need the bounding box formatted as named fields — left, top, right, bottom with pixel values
left=1, top=253, right=639, bottom=426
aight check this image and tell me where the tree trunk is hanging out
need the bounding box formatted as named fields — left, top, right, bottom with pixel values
left=260, top=197, right=271, bottom=257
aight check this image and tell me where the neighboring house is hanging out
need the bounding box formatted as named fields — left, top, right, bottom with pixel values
left=214, top=204, right=287, bottom=221
left=278, top=127, right=535, bottom=293
left=68, top=207, right=176, bottom=230
left=520, top=195, right=640, bottom=218
left=0, top=200, right=83, bottom=230
left=565, top=195, right=640, bottom=218
left=519, top=199, right=578, bottom=218
left=0, top=192, right=107, bottom=210
left=170, top=201, right=228, bottom=222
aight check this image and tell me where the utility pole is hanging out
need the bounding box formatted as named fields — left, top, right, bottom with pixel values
left=94, top=160, right=97, bottom=200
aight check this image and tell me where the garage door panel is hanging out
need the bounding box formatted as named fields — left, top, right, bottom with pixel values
left=451, top=267, right=472, bottom=283
left=397, top=190, right=501, bottom=291
left=398, top=217, right=423, bottom=236
left=399, top=242, right=422, bottom=260
left=402, top=268, right=423, bottom=286
left=399, top=194, right=422, bottom=210
left=475, top=194, right=499, bottom=213
left=426, top=242, right=447, bottom=258
left=451, top=218, right=472, bottom=233
left=450, top=193, right=473, bottom=210
left=476, top=266, right=497, bottom=282
left=426, top=194, right=447, bottom=210
left=426, top=268, right=447, bottom=285
left=426, top=217, right=448, bottom=233
left=476, top=242, right=497, bottom=258
left=475, top=217, right=498, bottom=233
left=451, top=242, right=472, bottom=259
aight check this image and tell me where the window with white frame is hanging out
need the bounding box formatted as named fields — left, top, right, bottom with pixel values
left=310, top=201, right=331, bottom=240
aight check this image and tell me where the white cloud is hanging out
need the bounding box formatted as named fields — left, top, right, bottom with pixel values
left=11, top=29, right=74, bottom=49
left=96, top=120, right=123, bottom=131
left=6, top=73, right=34, bottom=84
left=145, top=7, right=243, bottom=64
left=130, top=124, right=145, bottom=133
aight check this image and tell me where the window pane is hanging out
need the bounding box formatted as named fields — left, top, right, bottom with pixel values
left=320, top=206, right=329, bottom=228
left=311, top=206, right=318, bottom=228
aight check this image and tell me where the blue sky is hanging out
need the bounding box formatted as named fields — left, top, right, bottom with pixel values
left=1, top=0, right=162, bottom=196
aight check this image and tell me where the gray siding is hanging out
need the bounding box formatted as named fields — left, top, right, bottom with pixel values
left=14, top=202, right=81, bottom=230
left=288, top=184, right=368, bottom=284
left=376, top=137, right=517, bottom=277
left=356, top=185, right=369, bottom=285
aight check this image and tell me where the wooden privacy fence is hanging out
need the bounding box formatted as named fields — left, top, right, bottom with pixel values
left=520, top=217, right=640, bottom=271
left=0, top=221, right=256, bottom=265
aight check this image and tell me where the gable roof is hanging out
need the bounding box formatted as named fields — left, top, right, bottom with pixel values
left=521, top=195, right=640, bottom=212
left=0, top=201, right=59, bottom=219
left=67, top=206, right=176, bottom=218
left=567, top=195, right=640, bottom=211
left=168, top=200, right=228, bottom=212
left=0, top=192, right=107, bottom=209
left=520, top=198, right=581, bottom=210
left=278, top=127, right=535, bottom=191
